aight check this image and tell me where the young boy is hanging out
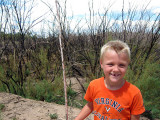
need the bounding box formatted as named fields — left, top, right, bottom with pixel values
left=74, top=40, right=145, bottom=120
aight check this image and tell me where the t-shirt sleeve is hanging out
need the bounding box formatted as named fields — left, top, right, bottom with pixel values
left=84, top=83, right=94, bottom=102
left=131, top=91, right=145, bottom=115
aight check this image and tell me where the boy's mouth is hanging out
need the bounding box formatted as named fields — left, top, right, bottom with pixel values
left=110, top=73, right=121, bottom=77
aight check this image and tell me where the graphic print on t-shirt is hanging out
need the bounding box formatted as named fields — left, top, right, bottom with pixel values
left=93, top=97, right=124, bottom=120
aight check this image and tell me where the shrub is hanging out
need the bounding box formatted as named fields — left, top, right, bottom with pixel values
left=0, top=104, right=5, bottom=111
left=50, top=113, right=58, bottom=119
left=0, top=104, right=5, bottom=120
left=135, top=61, right=160, bottom=119
left=26, top=76, right=66, bottom=104
left=26, top=79, right=56, bottom=102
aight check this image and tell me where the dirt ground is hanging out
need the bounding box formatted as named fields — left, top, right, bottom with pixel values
left=0, top=92, right=94, bottom=120
left=0, top=92, right=152, bottom=120
left=0, top=78, right=155, bottom=120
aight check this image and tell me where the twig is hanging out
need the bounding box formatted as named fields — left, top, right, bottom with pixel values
left=55, top=0, right=68, bottom=120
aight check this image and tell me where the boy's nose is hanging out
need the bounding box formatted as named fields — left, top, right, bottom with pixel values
left=113, top=65, right=119, bottom=71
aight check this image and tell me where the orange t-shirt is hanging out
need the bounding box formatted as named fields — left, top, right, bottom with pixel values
left=84, top=77, right=145, bottom=120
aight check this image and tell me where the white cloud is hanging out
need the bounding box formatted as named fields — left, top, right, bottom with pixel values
left=29, top=0, right=160, bottom=34
left=152, top=8, right=160, bottom=15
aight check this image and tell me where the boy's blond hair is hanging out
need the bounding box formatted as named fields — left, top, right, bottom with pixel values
left=100, top=40, right=131, bottom=62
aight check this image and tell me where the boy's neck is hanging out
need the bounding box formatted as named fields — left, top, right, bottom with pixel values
left=104, top=78, right=125, bottom=90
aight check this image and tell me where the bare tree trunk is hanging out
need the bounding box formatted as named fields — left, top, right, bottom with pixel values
left=55, top=0, right=68, bottom=120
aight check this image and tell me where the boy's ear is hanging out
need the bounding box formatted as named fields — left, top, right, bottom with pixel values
left=100, top=59, right=102, bottom=64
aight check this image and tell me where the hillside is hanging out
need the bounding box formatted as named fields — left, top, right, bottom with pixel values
left=0, top=92, right=94, bottom=120
left=0, top=92, right=154, bottom=120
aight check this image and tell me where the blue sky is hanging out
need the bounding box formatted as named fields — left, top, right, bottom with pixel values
left=30, top=0, right=159, bottom=34
left=0, top=0, right=12, bottom=5
left=1, top=0, right=159, bottom=34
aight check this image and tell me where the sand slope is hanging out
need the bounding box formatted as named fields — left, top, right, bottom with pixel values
left=0, top=92, right=93, bottom=120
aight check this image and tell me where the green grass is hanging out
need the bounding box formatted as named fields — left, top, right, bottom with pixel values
left=0, top=104, right=5, bottom=120
left=12, top=117, right=17, bottom=120
left=0, top=104, right=4, bottom=111
left=50, top=113, right=58, bottom=119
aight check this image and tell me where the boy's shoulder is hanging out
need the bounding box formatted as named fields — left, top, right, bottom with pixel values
left=90, top=77, right=104, bottom=84
left=124, top=81, right=141, bottom=94
left=88, top=77, right=104, bottom=89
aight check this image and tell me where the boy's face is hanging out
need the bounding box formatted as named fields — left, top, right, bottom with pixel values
left=100, top=49, right=129, bottom=87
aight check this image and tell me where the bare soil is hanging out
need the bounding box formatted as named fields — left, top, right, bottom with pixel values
left=0, top=92, right=93, bottom=120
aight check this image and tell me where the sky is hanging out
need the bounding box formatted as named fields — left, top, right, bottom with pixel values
left=30, top=0, right=159, bottom=35
left=1, top=0, right=159, bottom=35
left=35, top=0, right=160, bottom=16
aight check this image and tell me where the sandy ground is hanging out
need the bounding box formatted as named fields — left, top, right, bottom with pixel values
left=0, top=93, right=152, bottom=120
left=0, top=92, right=94, bottom=120
left=0, top=78, right=155, bottom=120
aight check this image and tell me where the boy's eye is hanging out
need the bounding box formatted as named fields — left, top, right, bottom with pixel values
left=107, top=63, right=113, bottom=66
left=119, top=64, right=125, bottom=67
